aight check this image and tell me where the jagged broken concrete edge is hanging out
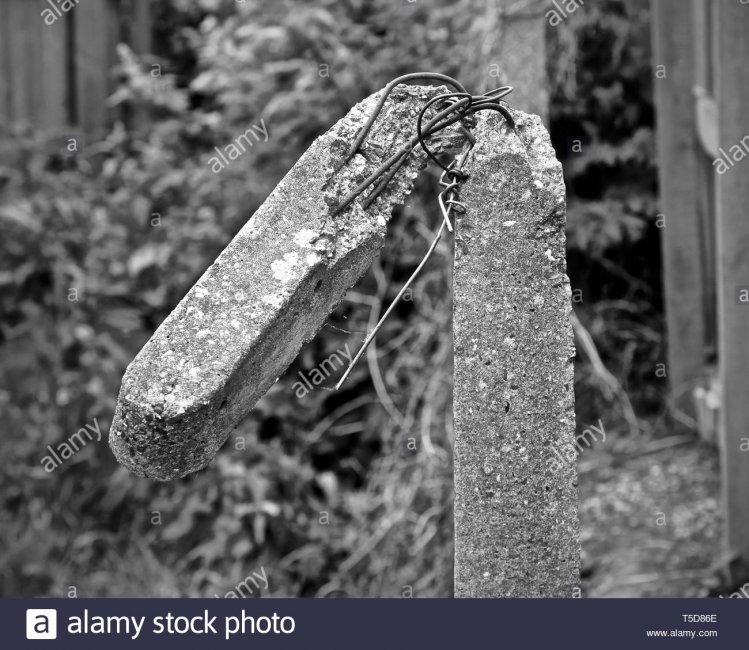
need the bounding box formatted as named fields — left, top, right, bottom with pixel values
left=109, top=84, right=465, bottom=481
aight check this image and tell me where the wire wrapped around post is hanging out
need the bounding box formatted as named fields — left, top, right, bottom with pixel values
left=332, top=73, right=516, bottom=389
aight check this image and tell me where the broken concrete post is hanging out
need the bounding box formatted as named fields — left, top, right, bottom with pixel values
left=453, top=109, right=579, bottom=596
left=110, top=85, right=465, bottom=480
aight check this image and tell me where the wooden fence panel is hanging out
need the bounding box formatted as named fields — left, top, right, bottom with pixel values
left=38, top=4, right=68, bottom=136
left=0, top=0, right=153, bottom=145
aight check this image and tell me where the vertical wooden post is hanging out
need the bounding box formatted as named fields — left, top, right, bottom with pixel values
left=453, top=109, right=579, bottom=597
left=4, top=0, right=34, bottom=127
left=652, top=0, right=710, bottom=421
left=690, top=0, right=718, bottom=361
left=714, top=0, right=749, bottom=584
left=72, top=0, right=116, bottom=140
left=39, top=4, right=69, bottom=137
left=129, top=0, right=154, bottom=55
left=0, top=1, right=9, bottom=128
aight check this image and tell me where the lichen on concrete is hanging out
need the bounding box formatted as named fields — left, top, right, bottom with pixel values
left=453, top=109, right=580, bottom=596
left=109, top=84, right=465, bottom=481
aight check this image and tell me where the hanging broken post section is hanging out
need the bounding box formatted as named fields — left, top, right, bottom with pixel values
left=109, top=80, right=468, bottom=481
left=109, top=76, right=579, bottom=596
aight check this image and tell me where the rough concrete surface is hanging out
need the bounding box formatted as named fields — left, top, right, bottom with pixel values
left=110, top=85, right=465, bottom=480
left=453, top=109, right=579, bottom=596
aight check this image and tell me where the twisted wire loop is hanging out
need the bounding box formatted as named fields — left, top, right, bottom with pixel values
left=438, top=163, right=464, bottom=233
left=333, top=73, right=515, bottom=390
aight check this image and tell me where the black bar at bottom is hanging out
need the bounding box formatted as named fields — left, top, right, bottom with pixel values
left=3, top=598, right=742, bottom=648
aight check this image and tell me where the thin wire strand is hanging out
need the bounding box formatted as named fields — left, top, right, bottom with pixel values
left=335, top=219, right=449, bottom=390
left=332, top=74, right=515, bottom=389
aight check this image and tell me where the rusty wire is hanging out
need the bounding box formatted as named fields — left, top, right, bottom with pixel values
left=334, top=73, right=515, bottom=390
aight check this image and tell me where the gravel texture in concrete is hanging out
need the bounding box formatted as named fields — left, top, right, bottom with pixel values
left=453, top=108, right=579, bottom=596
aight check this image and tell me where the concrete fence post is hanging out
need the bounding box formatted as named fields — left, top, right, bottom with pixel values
left=453, top=109, right=579, bottom=597
left=109, top=82, right=579, bottom=595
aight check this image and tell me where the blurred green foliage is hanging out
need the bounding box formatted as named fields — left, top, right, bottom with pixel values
left=548, top=0, right=664, bottom=423
left=0, top=0, right=659, bottom=596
